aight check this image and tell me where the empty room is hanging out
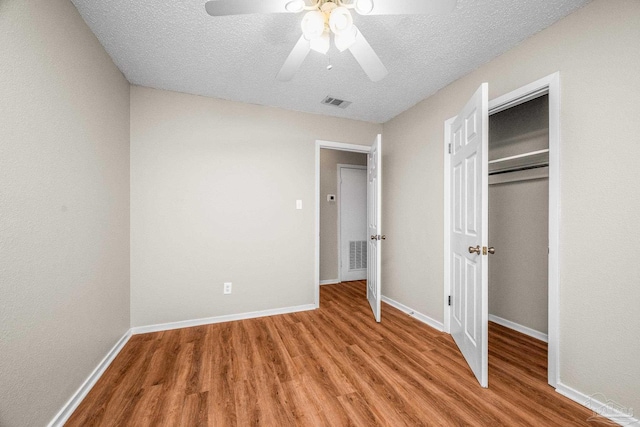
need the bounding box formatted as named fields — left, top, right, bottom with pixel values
left=1, top=0, right=639, bottom=426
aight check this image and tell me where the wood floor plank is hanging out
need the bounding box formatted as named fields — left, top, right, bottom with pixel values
left=125, top=384, right=164, bottom=426
left=67, top=281, right=598, bottom=426
left=295, top=372, right=352, bottom=426
left=337, top=392, right=390, bottom=427
left=180, top=391, right=208, bottom=426
left=231, top=378, right=259, bottom=427
left=279, top=376, right=326, bottom=426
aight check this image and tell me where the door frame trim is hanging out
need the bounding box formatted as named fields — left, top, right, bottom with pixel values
left=315, top=140, right=372, bottom=308
left=337, top=164, right=368, bottom=283
left=442, top=72, right=561, bottom=388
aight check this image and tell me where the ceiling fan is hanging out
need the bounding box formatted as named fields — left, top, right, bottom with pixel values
left=205, top=0, right=457, bottom=82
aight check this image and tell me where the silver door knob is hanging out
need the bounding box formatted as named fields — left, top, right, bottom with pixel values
left=381, top=235, right=386, bottom=240
left=371, top=235, right=377, bottom=240
left=488, top=247, right=495, bottom=254
left=468, top=245, right=481, bottom=255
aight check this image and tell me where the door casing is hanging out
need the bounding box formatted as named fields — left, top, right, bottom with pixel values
left=443, top=72, right=561, bottom=388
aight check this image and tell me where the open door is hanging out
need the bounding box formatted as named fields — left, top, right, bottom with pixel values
left=367, top=134, right=382, bottom=322
left=448, top=84, right=489, bottom=387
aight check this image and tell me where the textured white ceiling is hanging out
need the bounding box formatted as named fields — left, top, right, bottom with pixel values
left=70, top=0, right=590, bottom=123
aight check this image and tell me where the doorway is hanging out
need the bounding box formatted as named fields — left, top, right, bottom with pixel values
left=443, top=73, right=560, bottom=388
left=315, top=137, right=383, bottom=322
left=317, top=149, right=368, bottom=285
left=488, top=95, right=550, bottom=344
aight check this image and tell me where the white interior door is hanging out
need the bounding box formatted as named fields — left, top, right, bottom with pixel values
left=367, top=134, right=382, bottom=322
left=449, top=84, right=489, bottom=387
left=340, top=166, right=368, bottom=282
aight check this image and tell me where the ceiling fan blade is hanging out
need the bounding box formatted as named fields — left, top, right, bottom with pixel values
left=355, top=0, right=457, bottom=15
left=348, top=27, right=388, bottom=82
left=276, top=35, right=311, bottom=81
left=205, top=0, right=293, bottom=16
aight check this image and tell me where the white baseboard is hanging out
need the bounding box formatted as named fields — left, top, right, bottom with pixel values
left=488, top=314, right=548, bottom=343
left=556, top=382, right=638, bottom=426
left=381, top=295, right=444, bottom=332
left=320, top=279, right=340, bottom=286
left=131, top=304, right=317, bottom=335
left=47, top=330, right=132, bottom=427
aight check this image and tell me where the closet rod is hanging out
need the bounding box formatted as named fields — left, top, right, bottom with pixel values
left=489, top=148, right=549, bottom=165
left=489, top=163, right=549, bottom=176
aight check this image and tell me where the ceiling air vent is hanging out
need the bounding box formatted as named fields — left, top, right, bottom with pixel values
left=321, top=96, right=352, bottom=109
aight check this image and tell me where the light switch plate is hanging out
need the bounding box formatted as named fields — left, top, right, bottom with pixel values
left=296, top=200, right=302, bottom=210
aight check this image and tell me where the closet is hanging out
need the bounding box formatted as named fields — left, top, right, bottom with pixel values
left=488, top=95, right=550, bottom=342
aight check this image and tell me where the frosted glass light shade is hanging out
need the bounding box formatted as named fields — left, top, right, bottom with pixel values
left=355, top=0, right=374, bottom=15
left=310, top=32, right=330, bottom=54
left=329, top=7, right=353, bottom=35
left=301, top=11, right=326, bottom=39
left=285, top=0, right=305, bottom=13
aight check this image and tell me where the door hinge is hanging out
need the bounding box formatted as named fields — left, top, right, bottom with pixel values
left=448, top=295, right=451, bottom=306
left=448, top=143, right=452, bottom=154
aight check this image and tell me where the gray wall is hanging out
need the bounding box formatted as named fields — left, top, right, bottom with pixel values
left=0, top=0, right=131, bottom=426
left=488, top=97, right=549, bottom=335
left=382, top=0, right=640, bottom=413
left=130, top=86, right=381, bottom=327
left=320, top=150, right=368, bottom=283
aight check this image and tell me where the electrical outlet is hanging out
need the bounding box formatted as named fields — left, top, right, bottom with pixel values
left=223, top=282, right=232, bottom=295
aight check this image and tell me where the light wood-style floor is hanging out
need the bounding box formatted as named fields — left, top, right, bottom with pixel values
left=67, top=281, right=599, bottom=426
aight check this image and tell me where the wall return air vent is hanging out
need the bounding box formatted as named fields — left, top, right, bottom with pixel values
left=321, top=96, right=352, bottom=109
left=349, top=240, right=367, bottom=270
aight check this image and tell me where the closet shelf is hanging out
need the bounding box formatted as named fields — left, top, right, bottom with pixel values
left=489, top=149, right=549, bottom=175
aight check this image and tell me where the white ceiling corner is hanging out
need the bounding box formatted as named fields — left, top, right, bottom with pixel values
left=70, top=0, right=592, bottom=123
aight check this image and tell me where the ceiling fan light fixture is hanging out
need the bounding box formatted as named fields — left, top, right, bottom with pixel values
left=354, top=0, right=374, bottom=15
left=285, top=0, right=306, bottom=13
left=321, top=2, right=338, bottom=14
left=334, top=26, right=357, bottom=52
left=301, top=10, right=326, bottom=39
left=310, top=31, right=331, bottom=54
left=329, top=7, right=353, bottom=35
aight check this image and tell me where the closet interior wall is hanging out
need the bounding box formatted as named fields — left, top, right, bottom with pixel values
left=488, top=95, right=550, bottom=336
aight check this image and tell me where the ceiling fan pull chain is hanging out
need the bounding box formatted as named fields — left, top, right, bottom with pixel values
left=327, top=52, right=333, bottom=70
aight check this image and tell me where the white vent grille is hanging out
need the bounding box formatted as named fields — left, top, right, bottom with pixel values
left=321, top=96, right=352, bottom=109
left=349, top=241, right=367, bottom=270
